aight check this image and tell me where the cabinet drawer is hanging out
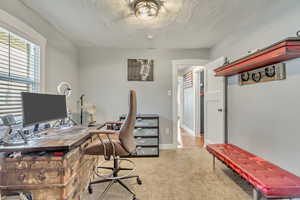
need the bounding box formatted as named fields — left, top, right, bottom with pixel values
left=136, top=147, right=158, bottom=156
left=134, top=128, right=158, bottom=137
left=135, top=118, right=158, bottom=127
left=135, top=137, right=158, bottom=146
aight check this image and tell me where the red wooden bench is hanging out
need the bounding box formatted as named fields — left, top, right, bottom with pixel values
left=206, top=144, right=300, bottom=200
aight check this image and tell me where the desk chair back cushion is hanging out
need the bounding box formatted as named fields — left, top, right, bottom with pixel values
left=84, top=90, right=137, bottom=157
left=119, top=90, right=137, bottom=153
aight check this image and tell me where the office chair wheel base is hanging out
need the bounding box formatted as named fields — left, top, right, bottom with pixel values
left=137, top=177, right=142, bottom=185
left=88, top=184, right=93, bottom=194
left=96, top=158, right=137, bottom=180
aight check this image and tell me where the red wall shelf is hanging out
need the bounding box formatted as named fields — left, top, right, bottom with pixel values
left=214, top=37, right=300, bottom=77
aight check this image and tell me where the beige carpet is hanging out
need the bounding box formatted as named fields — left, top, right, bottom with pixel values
left=83, top=148, right=252, bottom=200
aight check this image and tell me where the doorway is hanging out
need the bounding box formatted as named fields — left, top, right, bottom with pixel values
left=173, top=61, right=206, bottom=148
left=172, top=58, right=227, bottom=148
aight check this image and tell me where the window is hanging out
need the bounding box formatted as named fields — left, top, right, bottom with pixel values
left=0, top=27, right=40, bottom=118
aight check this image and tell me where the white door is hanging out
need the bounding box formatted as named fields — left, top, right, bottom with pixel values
left=204, top=57, right=226, bottom=144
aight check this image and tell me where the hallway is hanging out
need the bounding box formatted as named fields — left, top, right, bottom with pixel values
left=178, top=128, right=204, bottom=148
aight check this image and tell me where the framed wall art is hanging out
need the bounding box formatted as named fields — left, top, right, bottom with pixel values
left=128, top=59, right=154, bottom=81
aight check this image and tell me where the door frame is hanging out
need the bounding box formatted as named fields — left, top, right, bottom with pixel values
left=172, top=59, right=208, bottom=148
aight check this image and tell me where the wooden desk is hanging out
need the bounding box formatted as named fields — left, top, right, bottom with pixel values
left=0, top=125, right=104, bottom=200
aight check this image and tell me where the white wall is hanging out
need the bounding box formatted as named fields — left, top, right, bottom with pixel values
left=211, top=4, right=300, bottom=176
left=0, top=0, right=80, bottom=106
left=79, top=48, right=209, bottom=144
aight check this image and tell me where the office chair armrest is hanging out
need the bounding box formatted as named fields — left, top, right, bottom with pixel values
left=89, top=130, right=119, bottom=136
left=105, top=121, right=123, bottom=125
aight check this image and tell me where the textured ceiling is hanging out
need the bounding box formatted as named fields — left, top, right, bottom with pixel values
left=22, top=0, right=298, bottom=48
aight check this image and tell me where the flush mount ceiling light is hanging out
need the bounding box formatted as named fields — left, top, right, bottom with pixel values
left=131, top=0, right=164, bottom=20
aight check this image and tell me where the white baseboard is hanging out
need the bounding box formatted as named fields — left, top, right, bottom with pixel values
left=181, top=124, right=195, bottom=136
left=160, top=144, right=177, bottom=150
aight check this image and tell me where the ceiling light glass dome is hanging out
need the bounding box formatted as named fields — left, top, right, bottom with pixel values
left=134, top=0, right=160, bottom=20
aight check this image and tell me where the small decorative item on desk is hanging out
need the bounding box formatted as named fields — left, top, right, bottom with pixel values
left=119, top=114, right=159, bottom=157
left=106, top=123, right=114, bottom=130
left=105, top=122, right=121, bottom=130
left=84, top=104, right=97, bottom=124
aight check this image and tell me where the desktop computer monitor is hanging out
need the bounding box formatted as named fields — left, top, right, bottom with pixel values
left=21, top=92, right=67, bottom=127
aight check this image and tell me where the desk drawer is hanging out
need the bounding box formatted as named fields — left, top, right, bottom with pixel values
left=136, top=147, right=158, bottom=156
left=134, top=128, right=158, bottom=137
left=135, top=118, right=158, bottom=127
left=121, top=118, right=158, bottom=127
left=135, top=137, right=158, bottom=146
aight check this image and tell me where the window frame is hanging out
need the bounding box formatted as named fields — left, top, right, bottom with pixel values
left=0, top=8, right=46, bottom=93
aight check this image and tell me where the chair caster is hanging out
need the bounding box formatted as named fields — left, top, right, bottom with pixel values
left=137, top=177, right=142, bottom=185
left=88, top=184, right=93, bottom=194
left=133, top=195, right=138, bottom=200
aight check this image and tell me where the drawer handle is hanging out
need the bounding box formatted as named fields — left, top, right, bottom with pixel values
left=137, top=118, right=142, bottom=121
left=137, top=128, right=142, bottom=131
left=137, top=137, right=144, bottom=143
left=137, top=148, right=145, bottom=154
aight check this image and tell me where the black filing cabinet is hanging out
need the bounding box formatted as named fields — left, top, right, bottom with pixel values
left=120, top=114, right=159, bottom=157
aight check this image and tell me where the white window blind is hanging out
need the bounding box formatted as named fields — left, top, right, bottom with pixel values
left=0, top=27, right=40, bottom=117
